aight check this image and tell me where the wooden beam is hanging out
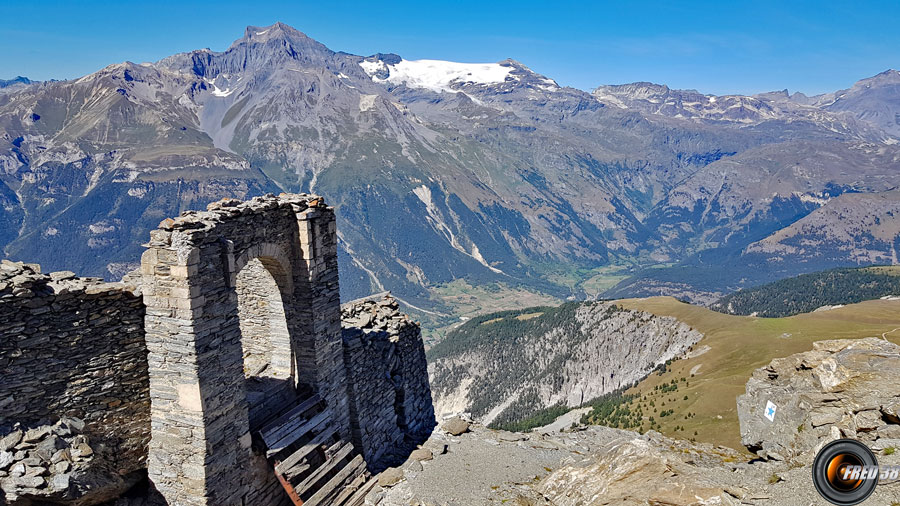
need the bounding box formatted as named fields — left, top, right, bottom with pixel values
left=274, top=422, right=335, bottom=475
left=303, top=454, right=366, bottom=506
left=332, top=472, right=369, bottom=506
left=266, top=409, right=332, bottom=457
left=340, top=476, right=378, bottom=506
left=260, top=394, right=322, bottom=442
left=294, top=443, right=354, bottom=496
left=275, top=466, right=305, bottom=506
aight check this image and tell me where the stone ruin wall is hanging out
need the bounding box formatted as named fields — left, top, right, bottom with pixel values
left=0, top=262, right=149, bottom=475
left=139, top=194, right=347, bottom=506
left=0, top=193, right=436, bottom=504
left=341, top=295, right=435, bottom=470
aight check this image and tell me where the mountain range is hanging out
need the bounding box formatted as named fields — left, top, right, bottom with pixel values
left=2, top=22, right=899, bottom=323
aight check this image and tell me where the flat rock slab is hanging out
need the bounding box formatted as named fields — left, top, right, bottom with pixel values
left=408, top=448, right=433, bottom=461
left=371, top=425, right=634, bottom=505
left=441, top=418, right=470, bottom=436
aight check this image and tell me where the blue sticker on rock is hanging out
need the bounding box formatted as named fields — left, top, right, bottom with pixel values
left=765, top=400, right=777, bottom=422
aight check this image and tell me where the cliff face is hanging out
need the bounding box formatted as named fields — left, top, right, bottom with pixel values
left=428, top=302, right=703, bottom=426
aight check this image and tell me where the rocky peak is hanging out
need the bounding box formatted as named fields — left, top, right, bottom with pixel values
left=0, top=76, right=31, bottom=89
left=854, top=68, right=900, bottom=87
left=369, top=53, right=402, bottom=65
left=237, top=22, right=327, bottom=51
left=158, top=22, right=341, bottom=80
left=230, top=22, right=336, bottom=64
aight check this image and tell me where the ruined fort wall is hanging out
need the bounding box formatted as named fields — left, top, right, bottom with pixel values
left=0, top=194, right=437, bottom=505
left=341, top=295, right=436, bottom=469
left=0, top=261, right=149, bottom=473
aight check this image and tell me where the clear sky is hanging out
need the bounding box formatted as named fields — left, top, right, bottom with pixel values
left=2, top=0, right=898, bottom=96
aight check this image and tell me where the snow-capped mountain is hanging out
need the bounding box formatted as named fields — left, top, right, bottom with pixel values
left=2, top=22, right=899, bottom=316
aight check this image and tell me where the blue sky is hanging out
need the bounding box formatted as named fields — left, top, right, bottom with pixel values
left=2, top=0, right=898, bottom=95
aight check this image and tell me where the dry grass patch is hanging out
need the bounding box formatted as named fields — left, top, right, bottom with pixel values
left=616, top=296, right=900, bottom=451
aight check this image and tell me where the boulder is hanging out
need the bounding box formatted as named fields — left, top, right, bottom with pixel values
left=441, top=417, right=470, bottom=436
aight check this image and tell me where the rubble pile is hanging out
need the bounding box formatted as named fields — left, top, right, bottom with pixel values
left=0, top=418, right=137, bottom=505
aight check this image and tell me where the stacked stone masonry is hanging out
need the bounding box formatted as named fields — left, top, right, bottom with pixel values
left=0, top=193, right=436, bottom=506
left=140, top=193, right=348, bottom=506
left=341, top=294, right=435, bottom=470
left=0, top=261, right=149, bottom=479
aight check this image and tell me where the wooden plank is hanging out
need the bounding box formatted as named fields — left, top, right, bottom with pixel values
left=332, top=472, right=368, bottom=506
left=274, top=421, right=335, bottom=475
left=261, top=393, right=321, bottom=437
left=283, top=461, right=312, bottom=481
left=263, top=403, right=326, bottom=450
left=303, top=454, right=366, bottom=506
left=275, top=466, right=305, bottom=506
left=267, top=408, right=332, bottom=457
left=255, top=389, right=302, bottom=427
left=341, top=476, right=379, bottom=506
left=260, top=394, right=322, bottom=442
left=294, top=443, right=354, bottom=496
left=323, top=440, right=342, bottom=457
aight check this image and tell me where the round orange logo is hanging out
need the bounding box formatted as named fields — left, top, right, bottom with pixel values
left=813, top=439, right=878, bottom=505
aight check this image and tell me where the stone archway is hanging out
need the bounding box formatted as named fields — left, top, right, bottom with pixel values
left=236, top=256, right=292, bottom=382
left=235, top=254, right=295, bottom=427
left=140, top=194, right=350, bottom=506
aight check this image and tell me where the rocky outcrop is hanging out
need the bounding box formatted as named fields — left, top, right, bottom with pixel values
left=371, top=409, right=900, bottom=506
left=0, top=418, right=140, bottom=505
left=738, top=337, right=900, bottom=463
left=371, top=336, right=900, bottom=505
left=366, top=422, right=797, bottom=506
left=535, top=432, right=748, bottom=506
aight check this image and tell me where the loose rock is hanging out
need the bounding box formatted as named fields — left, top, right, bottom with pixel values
left=409, top=448, right=433, bottom=461
left=377, top=467, right=405, bottom=488
left=442, top=417, right=470, bottom=436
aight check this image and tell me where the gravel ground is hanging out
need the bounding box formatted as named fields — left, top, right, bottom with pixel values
left=369, top=423, right=900, bottom=505
left=368, top=424, right=635, bottom=505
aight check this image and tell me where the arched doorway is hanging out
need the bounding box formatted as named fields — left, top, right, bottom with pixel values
left=235, top=256, right=297, bottom=427
left=142, top=194, right=351, bottom=505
